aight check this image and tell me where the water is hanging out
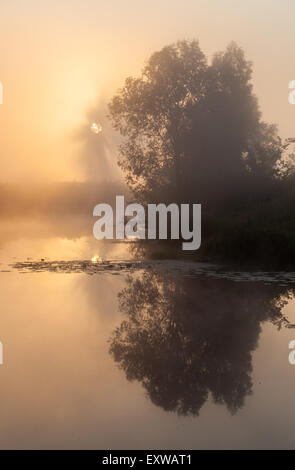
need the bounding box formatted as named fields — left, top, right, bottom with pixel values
left=0, top=217, right=295, bottom=449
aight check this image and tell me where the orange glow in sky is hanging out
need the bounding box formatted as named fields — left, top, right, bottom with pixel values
left=0, top=1, right=294, bottom=182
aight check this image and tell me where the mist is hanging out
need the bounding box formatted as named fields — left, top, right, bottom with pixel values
left=74, top=101, right=123, bottom=182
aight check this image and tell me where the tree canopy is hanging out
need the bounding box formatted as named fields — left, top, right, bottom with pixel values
left=109, top=40, right=283, bottom=205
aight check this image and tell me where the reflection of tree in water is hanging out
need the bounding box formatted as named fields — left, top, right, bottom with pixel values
left=109, top=271, right=292, bottom=416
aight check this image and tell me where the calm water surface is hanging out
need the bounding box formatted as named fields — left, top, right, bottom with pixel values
left=0, top=218, right=295, bottom=449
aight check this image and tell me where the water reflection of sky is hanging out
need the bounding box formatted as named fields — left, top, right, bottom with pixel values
left=0, top=219, right=295, bottom=449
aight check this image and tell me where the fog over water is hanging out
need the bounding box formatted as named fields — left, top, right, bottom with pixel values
left=0, top=226, right=295, bottom=449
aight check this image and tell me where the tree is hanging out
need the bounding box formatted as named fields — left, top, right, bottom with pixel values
left=109, top=40, right=283, bottom=205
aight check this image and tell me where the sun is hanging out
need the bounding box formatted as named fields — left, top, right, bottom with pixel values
left=90, top=122, right=102, bottom=134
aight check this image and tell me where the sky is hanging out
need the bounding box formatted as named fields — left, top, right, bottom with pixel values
left=0, top=0, right=294, bottom=182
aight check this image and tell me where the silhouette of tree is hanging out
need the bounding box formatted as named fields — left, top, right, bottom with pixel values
left=109, top=271, right=290, bottom=416
left=109, top=41, right=283, bottom=204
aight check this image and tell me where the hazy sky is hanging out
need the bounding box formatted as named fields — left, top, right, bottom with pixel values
left=0, top=0, right=294, bottom=182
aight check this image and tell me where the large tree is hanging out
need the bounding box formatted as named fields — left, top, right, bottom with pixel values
left=109, top=40, right=283, bottom=204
